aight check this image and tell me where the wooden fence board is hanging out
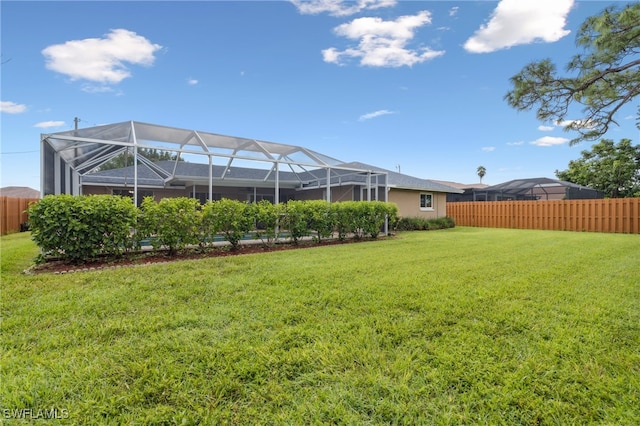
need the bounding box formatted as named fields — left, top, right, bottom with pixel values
left=0, top=197, right=40, bottom=236
left=447, top=199, right=640, bottom=234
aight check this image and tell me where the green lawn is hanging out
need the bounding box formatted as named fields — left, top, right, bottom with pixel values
left=1, top=228, right=639, bottom=425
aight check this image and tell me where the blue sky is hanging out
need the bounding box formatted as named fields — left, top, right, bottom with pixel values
left=2, top=0, right=638, bottom=191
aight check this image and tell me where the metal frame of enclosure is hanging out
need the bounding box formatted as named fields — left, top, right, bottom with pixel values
left=41, top=121, right=388, bottom=205
left=472, top=178, right=603, bottom=201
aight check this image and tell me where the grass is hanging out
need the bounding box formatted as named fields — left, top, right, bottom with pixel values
left=1, top=228, right=639, bottom=424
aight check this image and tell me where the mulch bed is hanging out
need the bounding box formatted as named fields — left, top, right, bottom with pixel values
left=25, top=237, right=380, bottom=275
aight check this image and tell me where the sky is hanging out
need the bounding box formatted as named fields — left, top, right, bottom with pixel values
left=2, top=0, right=638, bottom=192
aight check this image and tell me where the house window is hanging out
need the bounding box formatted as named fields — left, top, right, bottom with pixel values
left=420, top=193, right=433, bottom=210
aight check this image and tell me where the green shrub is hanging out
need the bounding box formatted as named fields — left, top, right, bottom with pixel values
left=304, top=200, right=335, bottom=242
left=281, top=200, right=309, bottom=244
left=138, top=197, right=201, bottom=255
left=371, top=201, right=398, bottom=238
left=431, top=216, right=456, bottom=229
left=396, top=217, right=430, bottom=231
left=386, top=202, right=399, bottom=231
left=331, top=201, right=397, bottom=239
left=332, top=201, right=358, bottom=240
left=350, top=201, right=393, bottom=239
left=202, top=198, right=254, bottom=249
left=28, top=194, right=137, bottom=263
left=361, top=201, right=397, bottom=238
left=253, top=199, right=283, bottom=247
left=395, top=216, right=456, bottom=231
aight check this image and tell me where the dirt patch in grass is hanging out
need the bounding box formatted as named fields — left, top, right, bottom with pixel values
left=25, top=237, right=380, bottom=275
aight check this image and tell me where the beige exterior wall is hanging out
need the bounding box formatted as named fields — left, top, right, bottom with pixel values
left=300, top=186, right=449, bottom=218
left=388, top=188, right=447, bottom=218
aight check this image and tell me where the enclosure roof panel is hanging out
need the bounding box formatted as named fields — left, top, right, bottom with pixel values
left=483, top=177, right=591, bottom=194
left=43, top=121, right=344, bottom=168
left=82, top=161, right=305, bottom=188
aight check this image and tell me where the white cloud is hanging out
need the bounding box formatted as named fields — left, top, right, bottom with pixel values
left=538, top=125, right=554, bottom=131
left=291, top=0, right=396, bottom=17
left=187, top=78, right=199, bottom=86
left=464, top=0, right=573, bottom=53
left=42, top=29, right=162, bottom=84
left=557, top=118, right=597, bottom=130
left=482, top=146, right=496, bottom=152
left=507, top=141, right=524, bottom=146
left=359, top=109, right=395, bottom=121
left=323, top=12, right=445, bottom=67
left=81, top=84, right=116, bottom=94
left=34, top=121, right=65, bottom=129
left=530, top=136, right=569, bottom=146
left=0, top=101, right=27, bottom=114
left=449, top=7, right=459, bottom=17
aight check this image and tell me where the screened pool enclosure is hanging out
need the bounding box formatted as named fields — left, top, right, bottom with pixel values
left=41, top=121, right=389, bottom=205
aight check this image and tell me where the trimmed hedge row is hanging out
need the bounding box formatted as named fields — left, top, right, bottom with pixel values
left=28, top=195, right=400, bottom=262
left=395, top=216, right=456, bottom=231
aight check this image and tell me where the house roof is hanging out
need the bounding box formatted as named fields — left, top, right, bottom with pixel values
left=338, top=162, right=464, bottom=193
left=0, top=186, right=40, bottom=198
left=83, top=160, right=464, bottom=194
left=430, top=180, right=488, bottom=190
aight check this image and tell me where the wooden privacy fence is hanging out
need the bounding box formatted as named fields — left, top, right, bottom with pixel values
left=1, top=197, right=39, bottom=236
left=448, top=199, right=640, bottom=234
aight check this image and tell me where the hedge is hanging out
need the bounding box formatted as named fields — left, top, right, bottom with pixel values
left=28, top=194, right=137, bottom=263
left=395, top=216, right=456, bottom=231
left=28, top=195, right=403, bottom=263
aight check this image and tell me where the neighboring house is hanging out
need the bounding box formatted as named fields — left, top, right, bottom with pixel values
left=470, top=178, right=604, bottom=201
left=0, top=186, right=41, bottom=199
left=42, top=121, right=462, bottom=219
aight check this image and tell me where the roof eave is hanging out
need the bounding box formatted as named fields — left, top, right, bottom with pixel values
left=390, top=185, right=464, bottom=194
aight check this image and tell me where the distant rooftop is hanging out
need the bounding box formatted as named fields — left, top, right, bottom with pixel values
left=430, top=180, right=488, bottom=190
left=1, top=186, right=40, bottom=198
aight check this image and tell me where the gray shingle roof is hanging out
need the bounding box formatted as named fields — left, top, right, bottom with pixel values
left=83, top=160, right=463, bottom=194
left=0, top=186, right=40, bottom=198
left=338, top=162, right=463, bottom=193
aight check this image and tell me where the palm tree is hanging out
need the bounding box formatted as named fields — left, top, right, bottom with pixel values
left=477, top=166, right=486, bottom=184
